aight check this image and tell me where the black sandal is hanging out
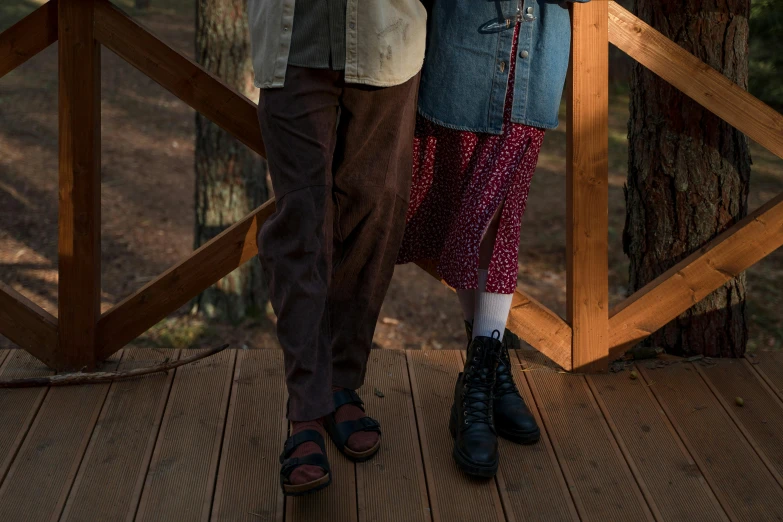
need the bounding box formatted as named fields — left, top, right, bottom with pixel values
left=324, top=389, right=382, bottom=462
left=279, top=429, right=332, bottom=497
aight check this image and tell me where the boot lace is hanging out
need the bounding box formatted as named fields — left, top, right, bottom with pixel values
left=462, top=334, right=499, bottom=426
left=463, top=366, right=494, bottom=425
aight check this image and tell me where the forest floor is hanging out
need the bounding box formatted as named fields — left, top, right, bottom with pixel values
left=2, top=1, right=782, bottom=355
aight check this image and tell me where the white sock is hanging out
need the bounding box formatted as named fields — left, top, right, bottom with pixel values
left=457, top=289, right=475, bottom=323
left=473, top=269, right=513, bottom=341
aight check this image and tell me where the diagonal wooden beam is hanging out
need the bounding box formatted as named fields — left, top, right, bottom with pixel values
left=0, top=282, right=58, bottom=367
left=92, top=0, right=265, bottom=157
left=608, top=1, right=783, bottom=160
left=97, top=199, right=276, bottom=358
left=416, top=260, right=573, bottom=371
left=0, top=0, right=58, bottom=80
left=609, top=192, right=783, bottom=355
left=508, top=292, right=572, bottom=371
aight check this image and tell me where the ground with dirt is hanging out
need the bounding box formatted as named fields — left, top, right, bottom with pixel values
left=2, top=1, right=782, bottom=355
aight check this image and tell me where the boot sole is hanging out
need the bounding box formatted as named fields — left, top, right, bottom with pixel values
left=449, top=408, right=499, bottom=479
left=497, top=426, right=541, bottom=445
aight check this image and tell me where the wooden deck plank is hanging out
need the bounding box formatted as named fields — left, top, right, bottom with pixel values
left=0, top=350, right=52, bottom=486
left=356, top=350, right=430, bottom=522
left=285, top=429, right=357, bottom=522
left=750, top=352, right=783, bottom=401
left=0, top=353, right=120, bottom=522
left=3, top=348, right=783, bottom=521
left=60, top=349, right=180, bottom=522
left=525, top=370, right=653, bottom=521
left=700, top=359, right=783, bottom=481
left=497, top=351, right=578, bottom=522
left=135, top=349, right=236, bottom=522
left=641, top=362, right=783, bottom=520
left=211, top=350, right=286, bottom=522
left=407, top=350, right=505, bottom=522
left=588, top=370, right=728, bottom=521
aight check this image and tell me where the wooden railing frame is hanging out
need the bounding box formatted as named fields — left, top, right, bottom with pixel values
left=0, top=0, right=781, bottom=371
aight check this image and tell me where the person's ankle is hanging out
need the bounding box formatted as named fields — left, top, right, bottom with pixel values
left=332, top=387, right=379, bottom=452
left=287, top=418, right=326, bottom=485
left=292, top=418, right=325, bottom=436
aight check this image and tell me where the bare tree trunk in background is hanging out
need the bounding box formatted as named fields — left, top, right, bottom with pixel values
left=194, top=0, right=269, bottom=322
left=624, top=0, right=752, bottom=357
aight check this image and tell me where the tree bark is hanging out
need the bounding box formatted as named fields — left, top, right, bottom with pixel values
left=194, top=0, right=269, bottom=322
left=624, top=0, right=752, bottom=357
left=610, top=0, right=634, bottom=85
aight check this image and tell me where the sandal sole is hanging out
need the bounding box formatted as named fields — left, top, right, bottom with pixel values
left=282, top=473, right=332, bottom=497
left=340, top=438, right=382, bottom=462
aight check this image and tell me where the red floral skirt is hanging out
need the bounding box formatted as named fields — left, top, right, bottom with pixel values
left=396, top=26, right=545, bottom=294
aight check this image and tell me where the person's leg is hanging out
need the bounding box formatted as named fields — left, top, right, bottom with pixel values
left=472, top=206, right=514, bottom=340
left=325, top=74, right=420, bottom=451
left=256, top=66, right=341, bottom=488
left=328, top=74, right=420, bottom=387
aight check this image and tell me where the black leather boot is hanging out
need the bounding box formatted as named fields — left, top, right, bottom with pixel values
left=465, top=322, right=540, bottom=445
left=449, top=334, right=501, bottom=478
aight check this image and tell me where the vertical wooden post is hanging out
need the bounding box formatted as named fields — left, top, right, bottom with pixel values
left=57, top=0, right=101, bottom=370
left=566, top=1, right=609, bottom=372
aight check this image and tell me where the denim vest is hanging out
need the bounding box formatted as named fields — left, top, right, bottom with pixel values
left=418, top=0, right=589, bottom=134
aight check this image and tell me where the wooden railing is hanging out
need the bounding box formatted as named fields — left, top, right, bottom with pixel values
left=1, top=0, right=781, bottom=372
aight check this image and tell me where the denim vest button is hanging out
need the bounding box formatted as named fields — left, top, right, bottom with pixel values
left=499, top=61, right=506, bottom=72
left=519, top=50, right=529, bottom=59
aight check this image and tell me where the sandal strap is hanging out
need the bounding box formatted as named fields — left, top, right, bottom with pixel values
left=328, top=416, right=381, bottom=450
left=280, top=429, right=327, bottom=462
left=333, top=389, right=365, bottom=411
left=280, top=453, right=330, bottom=482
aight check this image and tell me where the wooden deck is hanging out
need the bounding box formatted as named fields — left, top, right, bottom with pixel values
left=1, top=348, right=783, bottom=521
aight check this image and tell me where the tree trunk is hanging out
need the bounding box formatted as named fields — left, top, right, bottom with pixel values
left=624, top=0, right=752, bottom=357
left=609, top=0, right=634, bottom=86
left=194, top=0, right=269, bottom=322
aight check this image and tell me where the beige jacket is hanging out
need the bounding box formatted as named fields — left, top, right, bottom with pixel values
left=248, top=0, right=427, bottom=89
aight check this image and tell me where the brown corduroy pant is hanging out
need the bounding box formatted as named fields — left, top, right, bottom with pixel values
left=257, top=66, right=419, bottom=421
